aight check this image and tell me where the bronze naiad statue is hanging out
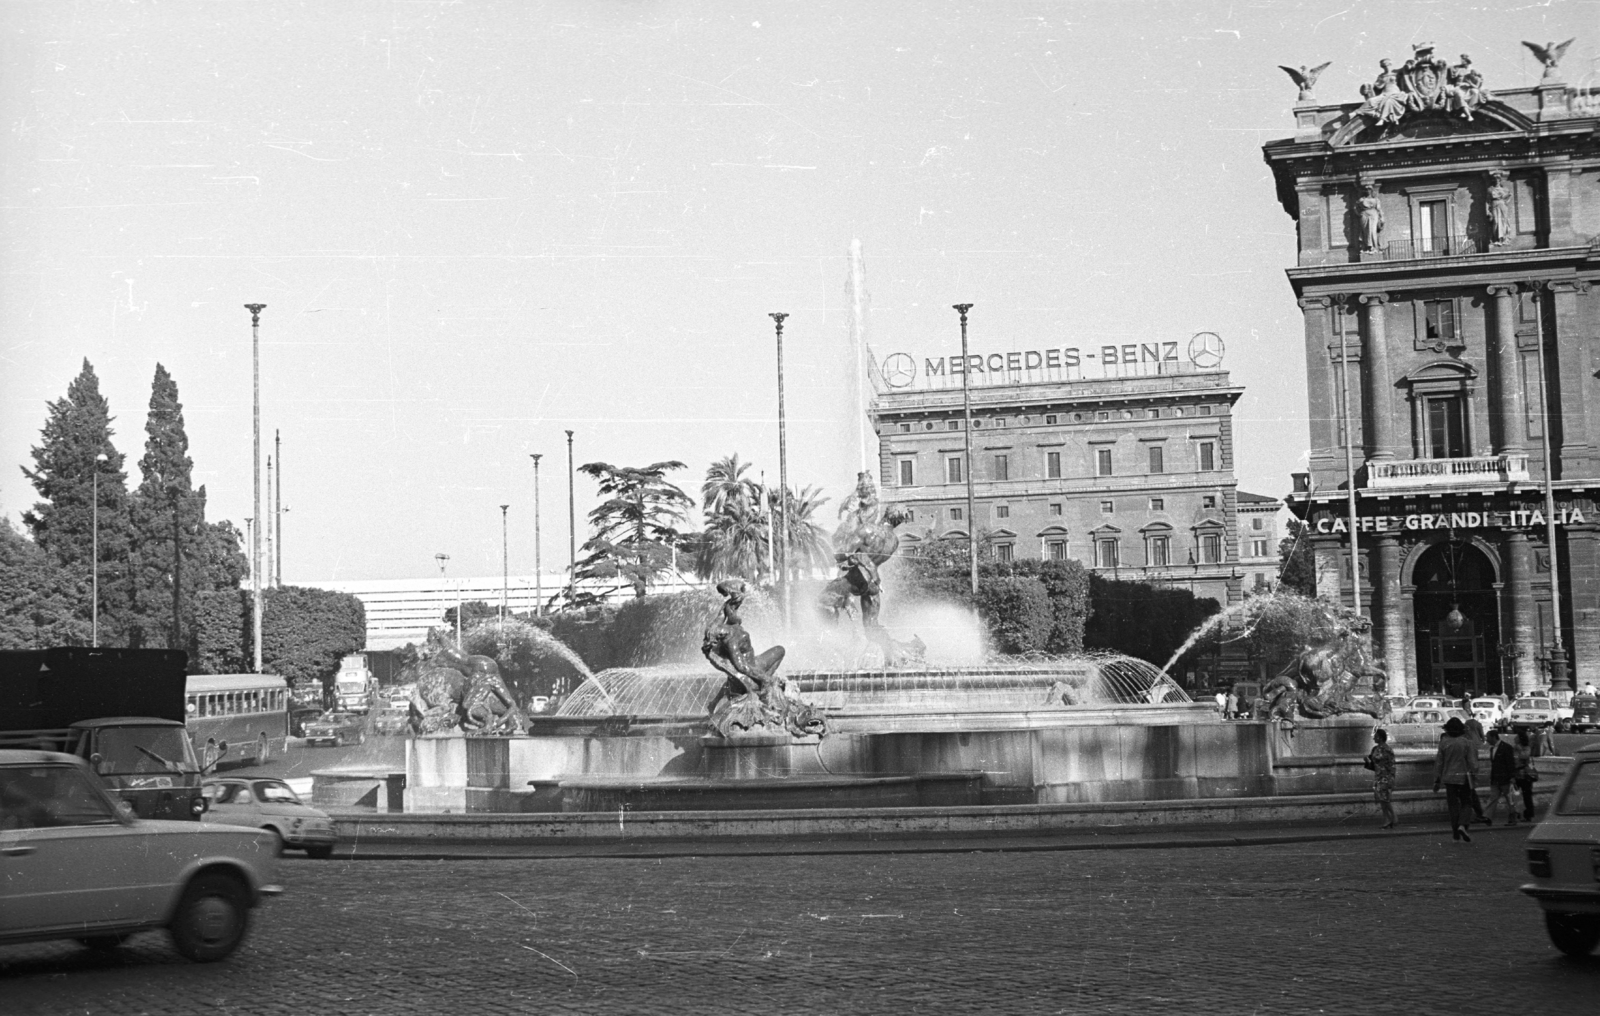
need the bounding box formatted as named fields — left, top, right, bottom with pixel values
left=702, top=579, right=826, bottom=739
left=1261, top=616, right=1388, bottom=722
left=408, top=646, right=528, bottom=735
left=819, top=472, right=923, bottom=666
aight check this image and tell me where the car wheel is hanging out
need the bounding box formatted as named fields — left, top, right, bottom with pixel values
left=1545, top=913, right=1600, bottom=957
left=78, top=933, right=131, bottom=951
left=168, top=872, right=251, bottom=963
left=263, top=827, right=285, bottom=857
left=305, top=844, right=334, bottom=860
left=256, top=734, right=270, bottom=764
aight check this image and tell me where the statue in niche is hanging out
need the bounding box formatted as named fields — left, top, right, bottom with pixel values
left=1278, top=61, right=1331, bottom=103
left=702, top=578, right=826, bottom=739
left=1357, top=181, right=1385, bottom=252
left=821, top=472, right=923, bottom=666
left=1488, top=171, right=1513, bottom=246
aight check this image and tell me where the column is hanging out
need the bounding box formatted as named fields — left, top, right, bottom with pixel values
left=1487, top=285, right=1524, bottom=455
left=1505, top=531, right=1538, bottom=694
left=1359, top=293, right=1395, bottom=461
left=1567, top=525, right=1600, bottom=684
left=1401, top=582, right=1420, bottom=696
left=1311, top=534, right=1344, bottom=604
left=1374, top=534, right=1408, bottom=694
left=1298, top=296, right=1338, bottom=479
left=1550, top=281, right=1596, bottom=475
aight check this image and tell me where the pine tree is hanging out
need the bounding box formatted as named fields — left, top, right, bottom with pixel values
left=129, top=364, right=249, bottom=651
left=21, top=359, right=133, bottom=643
left=0, top=517, right=91, bottom=648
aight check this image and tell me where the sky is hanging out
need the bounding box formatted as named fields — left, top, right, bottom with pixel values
left=2, top=0, right=1595, bottom=582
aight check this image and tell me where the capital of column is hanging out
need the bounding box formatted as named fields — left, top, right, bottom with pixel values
left=1546, top=279, right=1592, bottom=296
left=1297, top=296, right=1332, bottom=310
left=1485, top=284, right=1518, bottom=299
left=1504, top=529, right=1530, bottom=545
left=1357, top=292, right=1389, bottom=306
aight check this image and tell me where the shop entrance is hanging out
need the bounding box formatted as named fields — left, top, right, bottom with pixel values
left=1411, top=539, right=1502, bottom=697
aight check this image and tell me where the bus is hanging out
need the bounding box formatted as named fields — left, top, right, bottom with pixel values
left=185, top=673, right=290, bottom=767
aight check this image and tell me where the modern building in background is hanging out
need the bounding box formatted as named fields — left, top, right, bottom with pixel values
left=870, top=338, right=1246, bottom=607
left=1263, top=41, right=1600, bottom=697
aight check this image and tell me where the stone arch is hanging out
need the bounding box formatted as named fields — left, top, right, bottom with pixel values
left=1398, top=530, right=1503, bottom=589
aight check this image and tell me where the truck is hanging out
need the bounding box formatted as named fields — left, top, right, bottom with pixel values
left=333, top=653, right=375, bottom=713
left=0, top=647, right=208, bottom=821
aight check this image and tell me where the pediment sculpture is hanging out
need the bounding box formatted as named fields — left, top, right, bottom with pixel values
left=1356, top=43, right=1490, bottom=127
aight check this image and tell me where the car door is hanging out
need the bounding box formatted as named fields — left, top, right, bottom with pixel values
left=0, top=762, right=174, bottom=936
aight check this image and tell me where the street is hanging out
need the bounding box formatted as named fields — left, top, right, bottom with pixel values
left=3, top=827, right=1596, bottom=1015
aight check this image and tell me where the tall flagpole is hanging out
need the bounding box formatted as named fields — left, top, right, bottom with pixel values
left=244, top=303, right=266, bottom=672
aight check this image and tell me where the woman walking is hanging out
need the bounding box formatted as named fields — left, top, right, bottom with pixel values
left=1434, top=716, right=1479, bottom=842
left=1514, top=729, right=1537, bottom=822
left=1366, top=728, right=1398, bottom=829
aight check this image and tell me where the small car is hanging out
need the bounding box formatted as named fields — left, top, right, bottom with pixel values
left=287, top=705, right=323, bottom=738
left=301, top=711, right=366, bottom=748
left=371, top=707, right=410, bottom=736
left=1569, top=695, right=1600, bottom=735
left=1521, top=740, right=1600, bottom=956
left=0, top=749, right=281, bottom=961
left=1471, top=697, right=1510, bottom=728
left=1510, top=696, right=1565, bottom=732
left=1408, top=696, right=1458, bottom=711
left=1391, top=707, right=1472, bottom=727
left=202, top=777, right=336, bottom=858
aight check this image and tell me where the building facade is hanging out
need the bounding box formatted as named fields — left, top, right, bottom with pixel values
left=870, top=360, right=1245, bottom=606
left=1263, top=42, right=1600, bottom=697
left=1237, top=492, right=1285, bottom=593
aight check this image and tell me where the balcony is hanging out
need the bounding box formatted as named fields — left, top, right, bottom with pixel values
left=1370, top=235, right=1486, bottom=262
left=1367, top=454, right=1529, bottom=489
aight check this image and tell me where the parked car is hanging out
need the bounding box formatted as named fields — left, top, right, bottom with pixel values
left=287, top=705, right=323, bottom=738
left=0, top=749, right=281, bottom=961
left=1391, top=707, right=1473, bottom=729
left=1569, top=695, right=1600, bottom=735
left=301, top=711, right=366, bottom=748
left=1521, top=740, right=1600, bottom=956
left=202, top=777, right=335, bottom=858
left=1509, top=696, right=1566, bottom=732
left=372, top=707, right=410, bottom=736
left=1408, top=696, right=1457, bottom=711
left=1471, top=697, right=1510, bottom=728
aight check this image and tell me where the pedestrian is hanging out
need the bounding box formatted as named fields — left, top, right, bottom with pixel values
left=1365, top=728, right=1398, bottom=829
left=1483, top=729, right=1518, bottom=826
left=1433, top=716, right=1480, bottom=842
left=1214, top=690, right=1226, bottom=715
left=1531, top=721, right=1555, bottom=758
left=1448, top=714, right=1488, bottom=824
left=1225, top=690, right=1238, bottom=720
left=1515, top=729, right=1538, bottom=822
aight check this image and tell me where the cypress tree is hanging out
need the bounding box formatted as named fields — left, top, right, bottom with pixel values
left=21, top=359, right=133, bottom=643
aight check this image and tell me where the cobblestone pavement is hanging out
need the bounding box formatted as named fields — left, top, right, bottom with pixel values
left=4, top=827, right=1597, bottom=1015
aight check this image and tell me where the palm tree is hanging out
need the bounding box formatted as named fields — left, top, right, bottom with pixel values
left=694, top=498, right=769, bottom=582
left=778, top=484, right=832, bottom=578
left=701, top=454, right=758, bottom=516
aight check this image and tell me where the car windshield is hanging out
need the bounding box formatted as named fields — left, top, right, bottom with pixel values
left=255, top=781, right=301, bottom=804
left=93, top=726, right=197, bottom=774
left=1556, top=761, right=1600, bottom=816
left=1514, top=699, right=1552, bottom=710
left=0, top=764, right=120, bottom=828
left=1472, top=700, right=1498, bottom=708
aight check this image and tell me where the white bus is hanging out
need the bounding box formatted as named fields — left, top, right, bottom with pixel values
left=185, top=673, right=290, bottom=767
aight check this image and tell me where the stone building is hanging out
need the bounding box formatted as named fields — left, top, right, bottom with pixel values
left=1237, top=492, right=1284, bottom=593
left=870, top=349, right=1245, bottom=607
left=1263, top=40, right=1600, bottom=696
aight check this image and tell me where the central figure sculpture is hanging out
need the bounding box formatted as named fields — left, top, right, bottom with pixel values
left=702, top=579, right=826, bottom=739
left=819, top=472, right=924, bottom=666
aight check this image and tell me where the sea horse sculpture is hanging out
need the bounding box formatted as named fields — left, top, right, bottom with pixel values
left=703, top=579, right=826, bottom=739
left=1262, top=616, right=1388, bottom=722
left=408, top=646, right=528, bottom=735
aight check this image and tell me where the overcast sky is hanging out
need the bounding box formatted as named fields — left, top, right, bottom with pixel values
left=2, top=1, right=1594, bottom=582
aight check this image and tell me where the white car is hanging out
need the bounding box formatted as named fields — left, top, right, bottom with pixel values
left=202, top=777, right=336, bottom=858
left=0, top=749, right=282, bottom=961
left=1471, top=697, right=1509, bottom=728
left=1509, top=696, right=1565, bottom=731
left=1521, top=741, right=1600, bottom=955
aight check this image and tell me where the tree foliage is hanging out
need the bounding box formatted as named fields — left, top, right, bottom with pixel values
left=1082, top=574, right=1220, bottom=667
left=1277, top=518, right=1316, bottom=597
left=572, top=460, right=693, bottom=601
left=892, top=548, right=1090, bottom=656
left=973, top=575, right=1054, bottom=654
left=192, top=585, right=366, bottom=686
left=694, top=454, right=769, bottom=583
left=0, top=518, right=91, bottom=649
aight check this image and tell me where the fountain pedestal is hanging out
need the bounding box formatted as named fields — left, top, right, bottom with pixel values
left=699, top=732, right=823, bottom=779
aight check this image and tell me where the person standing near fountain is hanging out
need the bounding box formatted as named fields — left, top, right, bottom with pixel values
left=1365, top=728, right=1397, bottom=829
left=1433, top=717, right=1479, bottom=842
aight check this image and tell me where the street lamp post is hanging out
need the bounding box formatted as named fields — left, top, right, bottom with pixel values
left=953, top=303, right=978, bottom=596
left=530, top=453, right=543, bottom=616
left=265, top=453, right=274, bottom=589
left=170, top=482, right=183, bottom=649
left=244, top=303, right=266, bottom=673
left=274, top=428, right=283, bottom=587
left=565, top=430, right=576, bottom=604
left=500, top=504, right=510, bottom=627
left=436, top=553, right=458, bottom=648
left=91, top=452, right=107, bottom=646
left=770, top=312, right=790, bottom=626
left=1530, top=281, right=1570, bottom=694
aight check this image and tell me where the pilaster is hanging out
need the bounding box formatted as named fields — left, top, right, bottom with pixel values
left=1374, top=534, right=1408, bottom=693
left=1299, top=296, right=1338, bottom=481
left=1566, top=525, right=1600, bottom=685
left=1549, top=280, right=1596, bottom=476
left=1359, top=293, right=1395, bottom=462
left=1486, top=284, right=1525, bottom=455
left=1505, top=531, right=1538, bottom=694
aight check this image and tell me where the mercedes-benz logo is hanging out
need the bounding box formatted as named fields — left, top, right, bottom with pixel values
left=1188, top=332, right=1225, bottom=369
left=881, top=352, right=917, bottom=388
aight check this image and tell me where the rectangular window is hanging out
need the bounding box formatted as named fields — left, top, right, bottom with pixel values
left=1046, top=451, right=1061, bottom=479
left=1096, top=539, right=1120, bottom=568
left=1148, top=445, right=1164, bottom=473
left=996, top=543, right=1014, bottom=563
left=1044, top=414, right=1058, bottom=425
left=1148, top=535, right=1170, bottom=567
left=1047, top=540, right=1067, bottom=561
left=1201, top=534, right=1222, bottom=564
left=995, top=505, right=1010, bottom=519
left=950, top=507, right=963, bottom=521
left=1100, top=500, right=1114, bottom=514
left=898, top=423, right=911, bottom=433
left=1150, top=497, right=1164, bottom=511
left=1096, top=448, right=1113, bottom=476
left=947, top=420, right=960, bottom=431
left=1426, top=396, right=1467, bottom=458
left=1250, top=539, right=1270, bottom=557
left=1202, top=495, right=1217, bottom=509
left=1252, top=518, right=1263, bottom=530
left=1096, top=411, right=1109, bottom=422
left=904, top=508, right=915, bottom=521
left=1049, top=503, right=1063, bottom=516
left=1424, top=299, right=1456, bottom=343
left=1198, top=442, right=1215, bottom=471
left=947, top=457, right=963, bottom=483
left=994, top=454, right=1009, bottom=481
left=899, top=459, right=915, bottom=486
left=1419, top=199, right=1447, bottom=251
left=1199, top=405, right=1212, bottom=416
